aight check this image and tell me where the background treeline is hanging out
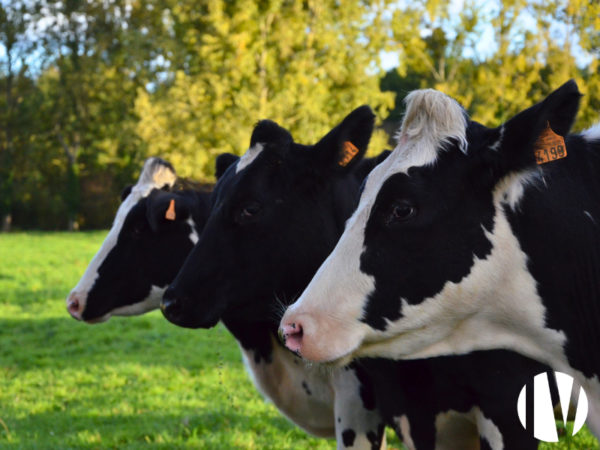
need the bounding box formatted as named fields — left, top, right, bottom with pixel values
left=0, top=0, right=598, bottom=230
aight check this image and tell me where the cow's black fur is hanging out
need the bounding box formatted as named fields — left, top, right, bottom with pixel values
left=163, top=106, right=389, bottom=448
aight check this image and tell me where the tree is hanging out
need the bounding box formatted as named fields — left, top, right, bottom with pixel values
left=135, top=0, right=396, bottom=179
left=386, top=0, right=599, bottom=130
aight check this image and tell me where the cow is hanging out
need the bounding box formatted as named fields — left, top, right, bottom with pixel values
left=280, top=80, right=600, bottom=439
left=160, top=106, right=390, bottom=449
left=65, top=142, right=387, bottom=448
left=160, top=106, right=547, bottom=449
left=66, top=157, right=211, bottom=323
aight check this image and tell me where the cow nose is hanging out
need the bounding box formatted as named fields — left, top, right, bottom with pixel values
left=279, top=321, right=304, bottom=355
left=67, top=292, right=84, bottom=320
left=161, top=288, right=184, bottom=322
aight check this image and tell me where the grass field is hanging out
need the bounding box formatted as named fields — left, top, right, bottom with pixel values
left=0, top=232, right=598, bottom=449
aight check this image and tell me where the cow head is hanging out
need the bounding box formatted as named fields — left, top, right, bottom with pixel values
left=66, top=157, right=209, bottom=323
left=280, top=80, right=581, bottom=364
left=161, top=106, right=376, bottom=330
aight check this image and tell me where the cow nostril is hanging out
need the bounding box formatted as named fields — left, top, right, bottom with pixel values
left=161, top=293, right=183, bottom=318
left=280, top=322, right=304, bottom=354
left=67, top=295, right=83, bottom=320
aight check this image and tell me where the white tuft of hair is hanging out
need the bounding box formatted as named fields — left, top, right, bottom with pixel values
left=138, top=157, right=177, bottom=189
left=582, top=122, right=600, bottom=142
left=398, top=89, right=468, bottom=155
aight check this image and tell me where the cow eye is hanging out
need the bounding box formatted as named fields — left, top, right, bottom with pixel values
left=236, top=202, right=261, bottom=224
left=385, top=201, right=416, bottom=225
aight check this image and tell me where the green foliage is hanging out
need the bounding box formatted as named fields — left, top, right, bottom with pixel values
left=385, top=0, right=600, bottom=130
left=1, top=0, right=600, bottom=228
left=135, top=0, right=395, bottom=177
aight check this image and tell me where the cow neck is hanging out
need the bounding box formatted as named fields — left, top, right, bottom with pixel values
left=222, top=318, right=280, bottom=364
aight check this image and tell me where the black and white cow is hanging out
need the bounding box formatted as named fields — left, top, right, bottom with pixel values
left=159, top=106, right=548, bottom=449
left=161, top=107, right=391, bottom=449
left=67, top=157, right=211, bottom=323
left=280, top=80, right=600, bottom=438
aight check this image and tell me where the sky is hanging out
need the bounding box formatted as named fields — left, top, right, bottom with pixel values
left=1, top=0, right=595, bottom=77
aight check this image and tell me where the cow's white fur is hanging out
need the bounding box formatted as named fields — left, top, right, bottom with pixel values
left=186, top=217, right=199, bottom=244
left=473, top=408, right=503, bottom=450
left=488, top=125, right=504, bottom=152
left=67, top=158, right=176, bottom=318
left=239, top=334, right=335, bottom=438
left=239, top=334, right=384, bottom=449
left=236, top=143, right=265, bottom=173
left=584, top=210, right=596, bottom=226
left=396, top=415, right=415, bottom=450
left=583, top=122, right=600, bottom=142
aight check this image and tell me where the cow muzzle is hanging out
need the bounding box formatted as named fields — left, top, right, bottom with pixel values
left=66, top=291, right=85, bottom=321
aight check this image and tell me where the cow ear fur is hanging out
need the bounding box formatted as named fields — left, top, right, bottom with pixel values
left=146, top=190, right=188, bottom=233
left=139, top=157, right=177, bottom=189
left=491, top=79, right=581, bottom=177
left=121, top=185, right=133, bottom=201
left=312, top=105, right=375, bottom=173
left=215, top=153, right=239, bottom=179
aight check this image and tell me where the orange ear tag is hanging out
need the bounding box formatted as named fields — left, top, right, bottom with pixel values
left=534, top=122, right=567, bottom=165
left=339, top=141, right=359, bottom=167
left=165, top=199, right=176, bottom=221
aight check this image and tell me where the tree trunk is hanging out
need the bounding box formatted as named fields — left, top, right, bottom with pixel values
left=1, top=214, right=11, bottom=232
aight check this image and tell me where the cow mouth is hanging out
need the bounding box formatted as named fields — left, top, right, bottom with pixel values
left=83, top=313, right=111, bottom=324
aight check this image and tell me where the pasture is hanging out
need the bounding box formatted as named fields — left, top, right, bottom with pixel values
left=0, top=232, right=597, bottom=449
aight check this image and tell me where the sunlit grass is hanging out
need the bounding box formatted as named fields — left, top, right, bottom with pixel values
left=0, top=232, right=597, bottom=449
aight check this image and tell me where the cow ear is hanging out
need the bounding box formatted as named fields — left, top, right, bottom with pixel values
left=492, top=80, right=581, bottom=176
left=146, top=190, right=189, bottom=233
left=120, top=185, right=133, bottom=201
left=312, top=105, right=375, bottom=173
left=215, top=153, right=239, bottom=179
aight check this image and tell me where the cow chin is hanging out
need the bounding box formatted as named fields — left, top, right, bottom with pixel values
left=84, top=313, right=112, bottom=324
left=162, top=299, right=224, bottom=329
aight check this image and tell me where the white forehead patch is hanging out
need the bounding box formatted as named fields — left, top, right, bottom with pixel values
left=582, top=122, right=600, bottom=142
left=236, top=143, right=265, bottom=173
left=352, top=89, right=468, bottom=229
left=69, top=158, right=176, bottom=303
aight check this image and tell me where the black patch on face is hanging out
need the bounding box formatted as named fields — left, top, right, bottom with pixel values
left=341, top=429, right=356, bottom=447
left=360, top=148, right=495, bottom=330
left=366, top=424, right=384, bottom=450
left=301, top=381, right=312, bottom=396
left=82, top=188, right=210, bottom=321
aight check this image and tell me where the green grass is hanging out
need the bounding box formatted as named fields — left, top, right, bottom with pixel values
left=0, top=232, right=597, bottom=449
